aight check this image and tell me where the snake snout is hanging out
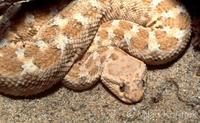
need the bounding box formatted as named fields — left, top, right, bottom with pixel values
left=119, top=81, right=144, bottom=103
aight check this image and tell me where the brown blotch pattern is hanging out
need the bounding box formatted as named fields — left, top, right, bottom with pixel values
left=88, top=67, right=99, bottom=76
left=82, top=8, right=99, bottom=19
left=155, top=0, right=178, bottom=13
left=62, top=20, right=84, bottom=38
left=96, top=47, right=108, bottom=54
left=24, top=45, right=61, bottom=69
left=162, top=13, right=190, bottom=30
left=110, top=53, right=119, bottom=60
left=100, top=55, right=107, bottom=64
left=38, top=25, right=60, bottom=43
left=34, top=48, right=61, bottom=69
left=130, top=28, right=149, bottom=50
left=97, top=29, right=109, bottom=40
left=113, top=28, right=125, bottom=41
left=155, top=30, right=178, bottom=51
left=119, top=21, right=133, bottom=30
left=0, top=46, right=23, bottom=75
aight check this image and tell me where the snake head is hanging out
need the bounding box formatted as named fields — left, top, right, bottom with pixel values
left=101, top=77, right=145, bottom=103
left=101, top=51, right=146, bottom=103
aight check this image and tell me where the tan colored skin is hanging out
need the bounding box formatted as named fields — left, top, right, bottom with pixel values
left=64, top=46, right=146, bottom=103
left=0, top=0, right=191, bottom=103
left=101, top=47, right=146, bottom=103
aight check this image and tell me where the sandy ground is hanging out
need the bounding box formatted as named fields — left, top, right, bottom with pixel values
left=0, top=0, right=199, bottom=122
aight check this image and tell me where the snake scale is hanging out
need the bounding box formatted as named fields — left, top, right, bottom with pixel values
left=0, top=0, right=191, bottom=103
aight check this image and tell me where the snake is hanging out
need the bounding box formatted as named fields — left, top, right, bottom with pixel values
left=0, top=0, right=191, bottom=103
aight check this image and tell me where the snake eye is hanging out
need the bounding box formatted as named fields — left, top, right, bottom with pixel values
left=119, top=83, right=126, bottom=92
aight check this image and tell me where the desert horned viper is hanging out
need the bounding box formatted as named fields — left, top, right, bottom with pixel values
left=0, top=0, right=191, bottom=103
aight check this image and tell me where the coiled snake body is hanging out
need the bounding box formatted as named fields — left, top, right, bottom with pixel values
left=0, top=0, right=191, bottom=103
